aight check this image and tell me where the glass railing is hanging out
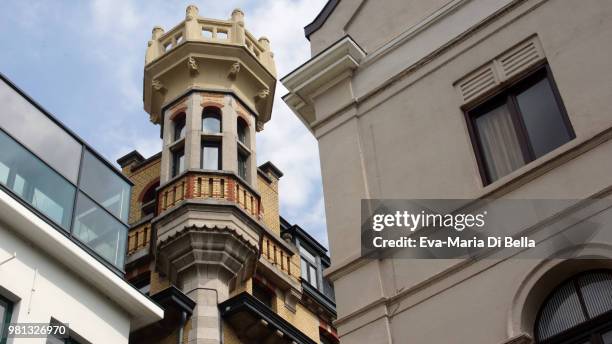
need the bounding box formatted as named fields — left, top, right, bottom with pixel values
left=0, top=75, right=131, bottom=272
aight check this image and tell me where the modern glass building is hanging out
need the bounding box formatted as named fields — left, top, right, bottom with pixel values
left=0, top=73, right=131, bottom=273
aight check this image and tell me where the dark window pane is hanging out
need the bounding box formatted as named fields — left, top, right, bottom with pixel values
left=202, top=144, right=220, bottom=170
left=172, top=149, right=185, bottom=177
left=237, top=119, right=247, bottom=144
left=602, top=329, right=612, bottom=344
left=0, top=295, right=12, bottom=341
left=474, top=104, right=525, bottom=181
left=253, top=283, right=273, bottom=308
left=174, top=116, right=186, bottom=141
left=517, top=78, right=572, bottom=158
left=0, top=130, right=75, bottom=230
left=238, top=152, right=247, bottom=179
left=0, top=79, right=82, bottom=183
left=80, top=150, right=130, bottom=222
left=301, top=259, right=308, bottom=281
left=73, top=193, right=127, bottom=268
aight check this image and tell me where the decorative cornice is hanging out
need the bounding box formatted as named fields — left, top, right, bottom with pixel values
left=281, top=36, right=365, bottom=131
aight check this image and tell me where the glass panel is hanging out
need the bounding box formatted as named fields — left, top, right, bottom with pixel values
left=0, top=78, right=82, bottom=183
left=299, top=246, right=316, bottom=263
left=0, top=130, right=75, bottom=230
left=238, top=152, right=247, bottom=179
left=80, top=150, right=130, bottom=222
left=578, top=272, right=612, bottom=318
left=309, top=265, right=318, bottom=288
left=172, top=149, right=185, bottom=177
left=202, top=115, right=221, bottom=133
left=202, top=144, right=220, bottom=170
left=537, top=282, right=586, bottom=341
left=474, top=104, right=525, bottom=182
left=73, top=193, right=127, bottom=268
left=301, top=259, right=309, bottom=281
left=517, top=77, right=572, bottom=158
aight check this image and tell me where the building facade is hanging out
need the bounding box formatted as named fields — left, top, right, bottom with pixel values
left=118, top=6, right=337, bottom=344
left=0, top=74, right=163, bottom=343
left=282, top=0, right=612, bottom=343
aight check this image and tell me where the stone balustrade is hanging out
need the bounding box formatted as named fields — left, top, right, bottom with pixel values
left=157, top=170, right=262, bottom=219
left=127, top=221, right=152, bottom=256
left=262, top=234, right=301, bottom=283
left=145, top=6, right=275, bottom=74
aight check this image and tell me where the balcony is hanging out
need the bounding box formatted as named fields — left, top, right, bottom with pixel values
left=0, top=74, right=131, bottom=273
left=157, top=170, right=261, bottom=220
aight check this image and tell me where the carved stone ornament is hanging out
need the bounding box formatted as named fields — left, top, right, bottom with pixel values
left=256, top=89, right=269, bottom=102
left=152, top=79, right=166, bottom=92
left=228, top=62, right=240, bottom=80
left=188, top=56, right=199, bottom=75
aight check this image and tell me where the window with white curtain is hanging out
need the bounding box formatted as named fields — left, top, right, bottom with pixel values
left=467, top=64, right=574, bottom=184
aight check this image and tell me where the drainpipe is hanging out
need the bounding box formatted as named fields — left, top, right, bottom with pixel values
left=178, top=310, right=186, bottom=344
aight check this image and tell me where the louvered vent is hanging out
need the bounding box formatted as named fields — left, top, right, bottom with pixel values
left=455, top=36, right=545, bottom=104
left=497, top=38, right=544, bottom=79
left=457, top=65, right=498, bottom=103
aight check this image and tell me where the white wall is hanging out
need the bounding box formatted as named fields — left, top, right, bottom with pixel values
left=0, top=221, right=131, bottom=344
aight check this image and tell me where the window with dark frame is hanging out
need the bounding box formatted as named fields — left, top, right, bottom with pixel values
left=202, top=107, right=221, bottom=134
left=172, top=148, right=185, bottom=177
left=299, top=246, right=319, bottom=290
left=237, top=118, right=248, bottom=145
left=535, top=270, right=612, bottom=344
left=0, top=295, right=13, bottom=344
left=201, top=142, right=221, bottom=170
left=238, top=151, right=248, bottom=180
left=466, top=64, right=574, bottom=185
left=252, top=282, right=274, bottom=309
left=173, top=114, right=186, bottom=141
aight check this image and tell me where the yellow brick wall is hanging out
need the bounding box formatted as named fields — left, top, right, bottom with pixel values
left=274, top=293, right=321, bottom=342
left=124, top=157, right=161, bottom=225
left=258, top=173, right=280, bottom=235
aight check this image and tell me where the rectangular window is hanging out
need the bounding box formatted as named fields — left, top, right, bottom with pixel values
left=237, top=151, right=248, bottom=180
left=0, top=129, right=75, bottom=230
left=0, top=295, right=13, bottom=344
left=72, top=192, right=127, bottom=269
left=252, top=282, right=273, bottom=309
left=172, top=148, right=185, bottom=177
left=466, top=65, right=574, bottom=184
left=202, top=142, right=221, bottom=170
left=80, top=150, right=130, bottom=222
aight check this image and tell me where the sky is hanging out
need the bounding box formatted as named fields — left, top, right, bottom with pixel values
left=0, top=0, right=329, bottom=247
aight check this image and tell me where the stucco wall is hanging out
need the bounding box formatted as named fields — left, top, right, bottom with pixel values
left=0, top=221, right=131, bottom=343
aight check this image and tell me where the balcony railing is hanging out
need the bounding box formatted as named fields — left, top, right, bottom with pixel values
left=127, top=221, right=152, bottom=256
left=145, top=6, right=275, bottom=74
left=157, top=170, right=262, bottom=219
left=0, top=75, right=132, bottom=272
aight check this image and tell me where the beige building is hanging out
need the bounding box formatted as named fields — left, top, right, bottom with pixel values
left=282, top=0, right=612, bottom=343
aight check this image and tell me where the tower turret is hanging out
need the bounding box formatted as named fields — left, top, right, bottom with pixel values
left=142, top=5, right=276, bottom=343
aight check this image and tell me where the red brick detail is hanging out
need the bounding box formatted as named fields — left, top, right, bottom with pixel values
left=227, top=179, right=236, bottom=202
left=201, top=101, right=224, bottom=109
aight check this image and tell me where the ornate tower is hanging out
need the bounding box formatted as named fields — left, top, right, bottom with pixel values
left=143, top=5, right=276, bottom=343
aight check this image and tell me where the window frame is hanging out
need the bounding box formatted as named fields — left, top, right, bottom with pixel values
left=0, top=295, right=13, bottom=344
left=202, top=107, right=222, bottom=134
left=201, top=141, right=222, bottom=171
left=173, top=114, right=186, bottom=142
left=171, top=147, right=185, bottom=177
left=464, top=63, right=575, bottom=185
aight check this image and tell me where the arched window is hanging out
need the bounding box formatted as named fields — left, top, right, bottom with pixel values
left=237, top=117, right=248, bottom=145
left=535, top=270, right=612, bottom=343
left=173, top=113, right=186, bottom=141
left=202, top=107, right=221, bottom=134
left=140, top=181, right=159, bottom=218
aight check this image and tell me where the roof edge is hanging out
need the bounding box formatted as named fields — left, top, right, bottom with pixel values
left=304, top=0, right=340, bottom=40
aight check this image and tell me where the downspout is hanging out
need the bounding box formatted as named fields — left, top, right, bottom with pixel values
left=178, top=310, right=186, bottom=344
